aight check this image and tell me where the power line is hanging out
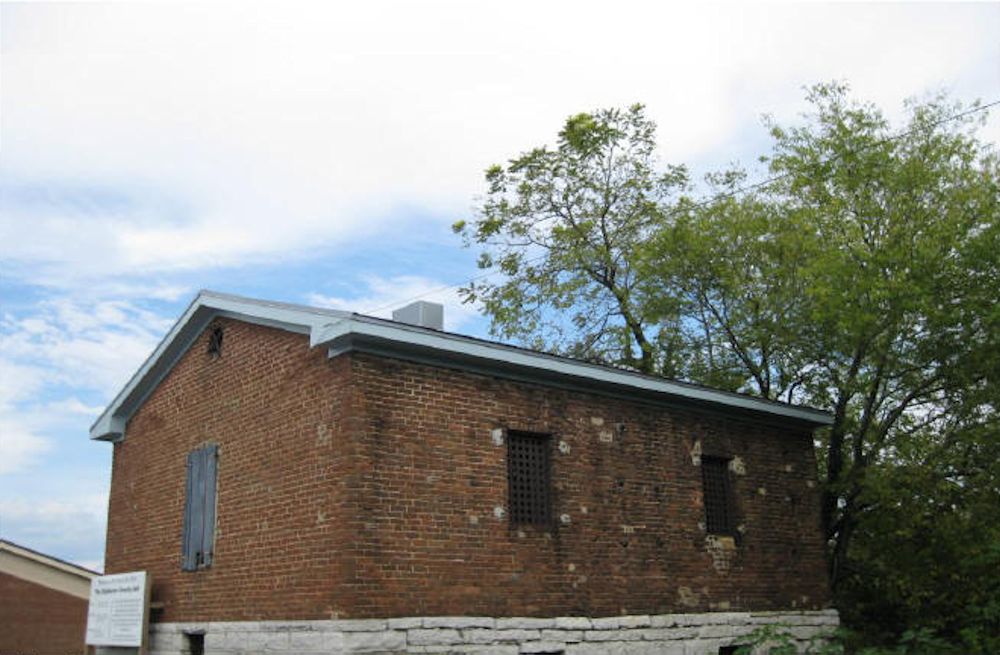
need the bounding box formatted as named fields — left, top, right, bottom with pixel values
left=361, top=97, right=1000, bottom=316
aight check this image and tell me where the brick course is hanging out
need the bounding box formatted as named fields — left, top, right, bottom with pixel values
left=105, top=319, right=830, bottom=623
left=0, top=571, right=88, bottom=655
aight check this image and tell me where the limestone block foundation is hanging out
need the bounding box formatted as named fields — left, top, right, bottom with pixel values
left=144, top=610, right=839, bottom=654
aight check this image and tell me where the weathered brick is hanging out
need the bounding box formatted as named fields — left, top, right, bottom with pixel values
left=105, top=318, right=832, bottom=624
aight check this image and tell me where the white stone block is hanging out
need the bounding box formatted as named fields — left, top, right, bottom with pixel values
left=554, top=617, right=592, bottom=630
left=410, top=646, right=518, bottom=655
left=789, top=625, right=829, bottom=640
left=684, top=638, right=729, bottom=655
left=589, top=616, right=621, bottom=630
left=520, top=641, right=569, bottom=653
left=388, top=617, right=424, bottom=630
left=408, top=628, right=463, bottom=646
left=702, top=612, right=750, bottom=625
left=568, top=643, right=630, bottom=655
left=243, top=630, right=290, bottom=650
left=621, top=643, right=686, bottom=655
left=205, top=630, right=247, bottom=650
left=424, top=616, right=496, bottom=629
left=698, top=624, right=740, bottom=639
left=149, top=632, right=185, bottom=650
left=649, top=614, right=682, bottom=628
left=490, top=629, right=543, bottom=643
left=617, top=615, right=651, bottom=628
left=288, top=630, right=342, bottom=650
left=584, top=629, right=641, bottom=642
left=457, top=646, right=520, bottom=655
left=341, top=629, right=406, bottom=652
left=330, top=619, right=389, bottom=631
left=541, top=629, right=582, bottom=642
left=496, top=618, right=555, bottom=630
left=634, top=628, right=696, bottom=641
left=258, top=621, right=316, bottom=632
left=462, top=628, right=501, bottom=644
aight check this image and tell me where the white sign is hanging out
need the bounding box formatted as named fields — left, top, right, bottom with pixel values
left=85, top=571, right=149, bottom=647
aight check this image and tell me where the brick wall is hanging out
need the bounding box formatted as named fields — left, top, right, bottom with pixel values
left=341, top=353, right=830, bottom=618
left=0, top=571, right=87, bottom=655
left=105, top=319, right=358, bottom=622
left=105, top=320, right=830, bottom=623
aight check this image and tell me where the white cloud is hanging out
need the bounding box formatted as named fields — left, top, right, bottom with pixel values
left=0, top=294, right=172, bottom=478
left=2, top=2, right=997, bottom=285
left=45, top=397, right=105, bottom=417
left=0, top=494, right=108, bottom=525
left=0, top=423, right=51, bottom=475
left=0, top=359, right=53, bottom=473
left=0, top=494, right=108, bottom=572
left=0, top=359, right=47, bottom=406
left=2, top=297, right=172, bottom=396
left=308, top=275, right=481, bottom=332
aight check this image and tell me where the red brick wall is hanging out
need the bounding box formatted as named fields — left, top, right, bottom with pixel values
left=105, top=320, right=831, bottom=622
left=340, top=353, right=830, bottom=618
left=0, top=572, right=87, bottom=655
left=105, top=319, right=359, bottom=622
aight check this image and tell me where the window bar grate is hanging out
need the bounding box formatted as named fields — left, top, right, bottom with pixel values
left=507, top=431, right=552, bottom=526
left=702, top=456, right=734, bottom=535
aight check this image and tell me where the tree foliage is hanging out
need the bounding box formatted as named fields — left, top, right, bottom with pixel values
left=453, top=104, right=689, bottom=374
left=457, top=84, right=1000, bottom=649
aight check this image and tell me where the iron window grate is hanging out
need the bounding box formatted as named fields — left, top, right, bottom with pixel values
left=507, top=431, right=552, bottom=526
left=702, top=456, right=735, bottom=535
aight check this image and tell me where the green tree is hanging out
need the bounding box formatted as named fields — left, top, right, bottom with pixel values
left=457, top=84, right=1000, bottom=647
left=644, top=84, right=1000, bottom=592
left=453, top=104, right=689, bottom=374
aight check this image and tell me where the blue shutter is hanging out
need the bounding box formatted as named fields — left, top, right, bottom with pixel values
left=188, top=448, right=206, bottom=568
left=201, top=444, right=218, bottom=567
left=181, top=444, right=219, bottom=571
left=181, top=450, right=198, bottom=571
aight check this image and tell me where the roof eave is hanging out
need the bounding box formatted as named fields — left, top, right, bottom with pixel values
left=314, top=317, right=834, bottom=429
left=92, top=292, right=832, bottom=443
left=90, top=291, right=349, bottom=441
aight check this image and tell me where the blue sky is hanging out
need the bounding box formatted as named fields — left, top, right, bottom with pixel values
left=1, top=1, right=998, bottom=571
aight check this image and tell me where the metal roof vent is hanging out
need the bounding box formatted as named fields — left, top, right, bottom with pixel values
left=392, top=301, right=444, bottom=330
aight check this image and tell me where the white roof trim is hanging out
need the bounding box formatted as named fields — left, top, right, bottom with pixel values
left=90, top=291, right=349, bottom=440
left=91, top=291, right=831, bottom=441
left=313, top=317, right=833, bottom=427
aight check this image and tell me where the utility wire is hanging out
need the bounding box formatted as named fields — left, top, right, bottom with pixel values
left=361, top=98, right=1000, bottom=317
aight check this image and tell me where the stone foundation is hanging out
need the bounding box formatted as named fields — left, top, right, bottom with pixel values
left=145, top=610, right=839, bottom=654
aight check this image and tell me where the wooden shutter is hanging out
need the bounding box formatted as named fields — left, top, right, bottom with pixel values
left=181, top=444, right=218, bottom=570
left=181, top=449, right=200, bottom=571
left=201, top=444, right=218, bottom=567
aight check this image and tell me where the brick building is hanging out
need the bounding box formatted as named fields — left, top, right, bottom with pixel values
left=92, top=291, right=838, bottom=654
left=0, top=539, right=96, bottom=655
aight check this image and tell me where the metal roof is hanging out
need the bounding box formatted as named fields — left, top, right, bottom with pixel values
left=90, top=290, right=832, bottom=441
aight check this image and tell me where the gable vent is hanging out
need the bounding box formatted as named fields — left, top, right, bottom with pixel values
left=391, top=301, right=444, bottom=330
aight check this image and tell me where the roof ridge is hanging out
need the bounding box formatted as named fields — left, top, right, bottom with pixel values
left=91, top=291, right=833, bottom=441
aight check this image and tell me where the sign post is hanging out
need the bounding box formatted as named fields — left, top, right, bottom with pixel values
left=85, top=571, right=151, bottom=653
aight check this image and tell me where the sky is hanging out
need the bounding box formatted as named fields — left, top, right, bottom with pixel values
left=1, top=1, right=998, bottom=572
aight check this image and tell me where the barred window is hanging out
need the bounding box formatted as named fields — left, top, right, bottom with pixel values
left=701, top=456, right=735, bottom=535
left=507, top=431, right=552, bottom=526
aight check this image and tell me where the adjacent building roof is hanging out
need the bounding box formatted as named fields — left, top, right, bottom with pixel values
left=0, top=540, right=98, bottom=600
left=90, top=290, right=832, bottom=442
